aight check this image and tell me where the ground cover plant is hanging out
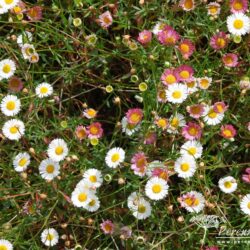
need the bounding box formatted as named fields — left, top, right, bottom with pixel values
left=0, top=0, right=250, bottom=249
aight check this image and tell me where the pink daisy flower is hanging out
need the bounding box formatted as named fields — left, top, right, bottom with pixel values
left=220, top=124, right=236, bottom=139
left=161, top=68, right=179, bottom=86
left=230, top=0, right=248, bottom=13
left=131, top=152, right=147, bottom=176
left=179, top=0, right=195, bottom=11
left=157, top=26, right=180, bottom=46
left=26, top=6, right=43, bottom=21
left=222, top=53, right=238, bottom=67
left=178, top=39, right=195, bottom=59
left=210, top=32, right=228, bottom=50
left=180, top=193, right=197, bottom=207
left=87, top=122, right=103, bottom=139
left=186, top=104, right=205, bottom=119
left=154, top=117, right=168, bottom=130
left=152, top=167, right=169, bottom=181
left=126, top=108, right=143, bottom=125
left=242, top=168, right=250, bottom=184
left=100, top=220, right=115, bottom=235
left=144, top=131, right=157, bottom=145
left=75, top=125, right=87, bottom=141
left=175, top=65, right=194, bottom=82
left=213, top=102, right=228, bottom=114
left=207, top=2, right=221, bottom=16
left=182, top=122, right=202, bottom=140
left=138, top=30, right=152, bottom=45
left=98, top=11, right=113, bottom=28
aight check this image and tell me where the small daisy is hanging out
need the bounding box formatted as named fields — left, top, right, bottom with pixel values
left=39, top=158, right=60, bottom=181
left=218, top=176, right=237, bottom=193
left=227, top=13, right=250, bottom=36
left=210, top=32, right=228, bottom=50
left=213, top=102, right=228, bottom=114
left=168, top=113, right=186, bottom=133
left=87, top=122, right=103, bottom=139
left=17, top=31, right=33, bottom=47
left=166, top=83, right=188, bottom=104
left=240, top=194, right=250, bottom=215
left=197, top=77, right=212, bottom=90
left=178, top=39, right=195, bottom=59
left=0, top=59, right=16, bottom=79
left=0, top=239, right=13, bottom=250
left=47, top=138, right=69, bottom=162
left=175, top=65, right=194, bottom=82
left=185, top=79, right=198, bottom=94
left=145, top=177, right=169, bottom=200
left=41, top=228, right=59, bottom=247
left=1, top=95, right=21, bottom=117
left=75, top=125, right=87, bottom=141
left=207, top=2, right=221, bottom=16
left=180, top=140, right=203, bottom=159
left=157, top=88, right=167, bottom=102
left=84, top=195, right=100, bottom=212
left=174, top=156, right=197, bottom=179
left=98, top=11, right=113, bottom=28
left=203, top=106, right=224, bottom=125
left=21, top=43, right=36, bottom=60
left=131, top=152, right=147, bottom=177
left=105, top=147, right=125, bottom=168
left=100, top=220, right=114, bottom=235
left=83, top=108, right=97, bottom=119
left=13, top=152, right=30, bottom=172
left=83, top=168, right=103, bottom=188
left=179, top=0, right=195, bottom=11
left=161, top=68, right=179, bottom=86
left=157, top=26, right=180, bottom=46
left=220, top=124, right=237, bottom=139
left=222, top=53, right=238, bottom=67
left=182, top=122, right=202, bottom=140
left=138, top=30, right=152, bottom=45
left=230, top=0, right=248, bottom=14
left=29, top=52, right=39, bottom=63
left=2, top=119, right=25, bottom=140
left=35, top=82, right=53, bottom=98
left=154, top=116, right=168, bottom=130
left=26, top=6, right=42, bottom=21
left=186, top=104, right=205, bottom=119
left=180, top=191, right=205, bottom=213
left=121, top=116, right=140, bottom=136
left=126, top=108, right=143, bottom=125
left=71, top=186, right=94, bottom=208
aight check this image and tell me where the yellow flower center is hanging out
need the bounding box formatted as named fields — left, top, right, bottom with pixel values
left=172, top=90, right=182, bottom=99
left=233, top=1, right=243, bottom=10
left=138, top=204, right=146, bottom=213
left=130, top=113, right=140, bottom=123
left=165, top=74, right=176, bottom=84
left=209, top=5, right=218, bottom=14
left=190, top=106, right=201, bottom=114
left=40, top=86, right=48, bottom=94
left=247, top=202, right=250, bottom=209
left=180, top=163, right=190, bottom=172
left=90, top=126, right=99, bottom=135
left=188, top=127, right=198, bottom=136
left=157, top=118, right=168, bottom=129
left=78, top=193, right=87, bottom=202
left=186, top=81, right=195, bottom=88
left=152, top=184, right=162, bottom=193
left=104, top=223, right=112, bottom=232
left=46, top=164, right=55, bottom=174
left=89, top=199, right=96, bottom=206
left=187, top=147, right=197, bottom=156
left=111, top=153, right=120, bottom=163
left=89, top=175, right=97, bottom=183
left=9, top=126, right=18, bottom=134
left=87, top=109, right=96, bottom=117
left=103, top=16, right=111, bottom=25
left=165, top=37, right=175, bottom=44
left=179, top=70, right=190, bottom=79
left=223, top=129, right=233, bottom=138
left=55, top=146, right=63, bottom=155
left=224, top=181, right=232, bottom=189
left=171, top=117, right=179, bottom=128
left=208, top=110, right=217, bottom=119
left=184, top=0, right=194, bottom=9
left=0, top=245, right=8, bottom=250
left=46, top=233, right=54, bottom=241
left=76, top=129, right=86, bottom=139
left=180, top=43, right=190, bottom=53
left=233, top=19, right=243, bottom=29
left=216, top=38, right=225, bottom=47
left=200, top=79, right=209, bottom=88
left=3, top=64, right=11, bottom=74
left=215, top=104, right=224, bottom=113
left=19, top=158, right=27, bottom=167
left=6, top=100, right=16, bottom=110
left=185, top=197, right=199, bottom=206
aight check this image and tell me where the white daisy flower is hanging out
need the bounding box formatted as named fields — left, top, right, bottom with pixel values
left=174, top=156, right=197, bottom=179
left=1, top=95, right=21, bottom=116
left=0, top=59, right=16, bottom=79
left=166, top=83, right=188, bottom=104
left=41, top=228, right=59, bottom=247
left=227, top=13, right=250, bottom=36
left=180, top=140, right=203, bottom=159
left=203, top=106, right=224, bottom=125
left=17, top=31, right=33, bottom=47
left=0, top=0, right=20, bottom=11
left=35, top=83, right=53, bottom=98
left=71, top=186, right=94, bottom=208
left=152, top=22, right=165, bottom=35
left=13, top=152, right=30, bottom=172
left=2, top=119, right=25, bottom=140
left=218, top=176, right=237, bottom=194
left=240, top=194, right=250, bottom=215
left=145, top=177, right=169, bottom=200
left=21, top=44, right=36, bottom=60
left=83, top=168, right=103, bottom=188
left=39, top=158, right=60, bottom=181
left=197, top=77, right=212, bottom=90
left=127, top=192, right=152, bottom=220
left=47, top=138, right=68, bottom=162
left=84, top=195, right=100, bottom=212
left=0, top=239, right=13, bottom=250
left=121, top=116, right=140, bottom=136
left=167, top=113, right=186, bottom=134
left=105, top=147, right=125, bottom=168
left=181, top=191, right=205, bottom=213
left=83, top=108, right=97, bottom=119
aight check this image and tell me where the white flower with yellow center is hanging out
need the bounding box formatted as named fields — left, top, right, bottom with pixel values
left=21, top=44, right=36, bottom=60
left=0, top=59, right=16, bottom=79
left=13, top=152, right=30, bottom=172
left=1, top=95, right=21, bottom=116
left=2, top=119, right=25, bottom=141
left=203, top=106, right=224, bottom=125
left=83, top=168, right=103, bottom=188
left=218, top=176, right=237, bottom=193
left=180, top=140, right=203, bottom=159
left=174, top=156, right=197, bottom=179
left=197, top=77, right=212, bottom=90
left=227, top=13, right=250, bottom=36
left=41, top=228, right=59, bottom=247
left=105, top=147, right=125, bottom=168
left=166, top=83, right=188, bottom=104
left=240, top=194, right=250, bottom=215
left=35, top=83, right=53, bottom=98
left=17, top=31, right=33, bottom=47
left=0, top=239, right=13, bottom=250
left=121, top=116, right=140, bottom=136
left=71, top=186, right=94, bottom=208
left=39, top=158, right=60, bottom=181
left=145, top=177, right=169, bottom=200
left=182, top=191, right=205, bottom=213
left=84, top=194, right=100, bottom=212
left=47, top=138, right=68, bottom=162
left=127, top=192, right=152, bottom=220
left=167, top=113, right=186, bottom=134
left=83, top=108, right=97, bottom=119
